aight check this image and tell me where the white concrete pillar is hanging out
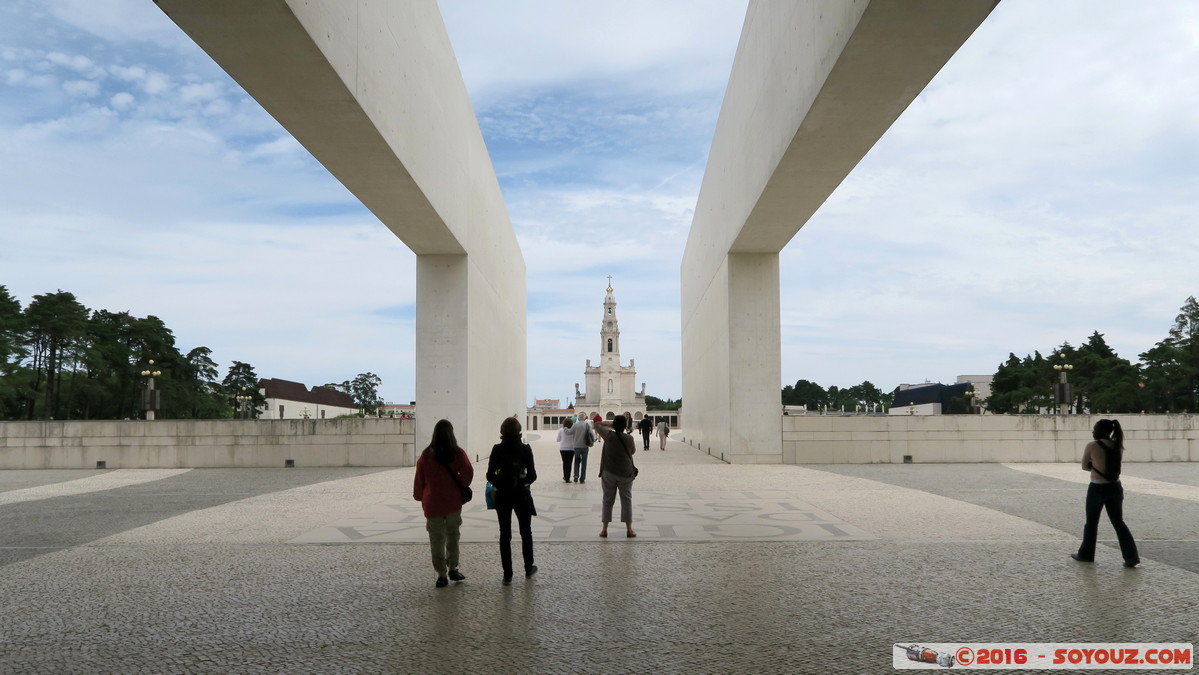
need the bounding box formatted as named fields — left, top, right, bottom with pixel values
left=415, top=255, right=469, bottom=452
left=727, top=253, right=782, bottom=461
left=681, top=0, right=996, bottom=462
left=156, top=0, right=526, bottom=458
left=682, top=253, right=780, bottom=462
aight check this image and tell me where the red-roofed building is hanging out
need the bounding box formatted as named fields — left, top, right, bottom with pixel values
left=258, top=378, right=359, bottom=419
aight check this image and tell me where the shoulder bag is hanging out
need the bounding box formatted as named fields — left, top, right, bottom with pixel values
left=438, top=455, right=472, bottom=504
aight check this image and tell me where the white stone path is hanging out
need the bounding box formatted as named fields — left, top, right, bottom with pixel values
left=1005, top=463, right=1199, bottom=504
left=0, top=469, right=191, bottom=506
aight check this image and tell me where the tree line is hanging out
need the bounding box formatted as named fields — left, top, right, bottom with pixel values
left=988, top=296, right=1199, bottom=414
left=0, top=285, right=383, bottom=420
left=780, top=296, right=1199, bottom=415
left=781, top=379, right=891, bottom=412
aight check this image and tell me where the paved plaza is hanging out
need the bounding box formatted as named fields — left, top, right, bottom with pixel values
left=2, top=433, right=1198, bottom=673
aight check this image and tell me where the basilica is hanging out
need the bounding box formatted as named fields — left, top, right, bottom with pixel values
left=574, top=282, right=648, bottom=421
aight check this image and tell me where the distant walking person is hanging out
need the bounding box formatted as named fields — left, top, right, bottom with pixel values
left=487, top=417, right=538, bottom=584
left=572, top=415, right=595, bottom=483
left=656, top=419, right=670, bottom=451
left=556, top=418, right=577, bottom=483
left=412, top=419, right=474, bottom=588
left=637, top=416, right=653, bottom=450
left=595, top=415, right=637, bottom=538
left=1071, top=418, right=1140, bottom=568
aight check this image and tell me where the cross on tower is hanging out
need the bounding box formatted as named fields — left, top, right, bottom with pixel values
left=607, top=274, right=612, bottom=287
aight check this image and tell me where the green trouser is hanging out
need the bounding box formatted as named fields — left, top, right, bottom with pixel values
left=426, top=511, right=463, bottom=576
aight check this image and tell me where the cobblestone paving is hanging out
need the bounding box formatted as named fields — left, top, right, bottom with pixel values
left=2, top=437, right=1197, bottom=673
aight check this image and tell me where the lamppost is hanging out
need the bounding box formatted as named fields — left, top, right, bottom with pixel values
left=1053, top=359, right=1074, bottom=414
left=301, top=407, right=311, bottom=420
left=140, top=360, right=162, bottom=421
left=235, top=387, right=253, bottom=420
left=964, top=390, right=977, bottom=414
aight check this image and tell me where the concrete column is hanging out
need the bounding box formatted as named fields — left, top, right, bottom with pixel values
left=681, top=0, right=996, bottom=462
left=415, top=255, right=469, bottom=451
left=682, top=253, right=781, bottom=462
left=727, top=253, right=782, bottom=462
left=156, top=0, right=526, bottom=455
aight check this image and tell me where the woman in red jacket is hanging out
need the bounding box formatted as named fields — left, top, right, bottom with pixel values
left=413, top=419, right=474, bottom=587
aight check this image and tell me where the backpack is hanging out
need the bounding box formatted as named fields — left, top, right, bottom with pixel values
left=493, top=444, right=527, bottom=492
left=1093, top=439, right=1121, bottom=482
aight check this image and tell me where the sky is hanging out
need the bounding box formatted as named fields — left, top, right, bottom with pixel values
left=2, top=1, right=1198, bottom=406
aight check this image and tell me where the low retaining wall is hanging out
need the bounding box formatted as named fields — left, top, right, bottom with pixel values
left=0, top=419, right=417, bottom=469
left=782, top=414, right=1199, bottom=464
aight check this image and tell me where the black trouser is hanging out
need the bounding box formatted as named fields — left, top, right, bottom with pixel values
left=641, top=429, right=651, bottom=449
left=560, top=450, right=574, bottom=481
left=496, top=499, right=535, bottom=576
left=1078, top=481, right=1139, bottom=563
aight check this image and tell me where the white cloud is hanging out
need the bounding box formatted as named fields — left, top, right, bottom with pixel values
left=61, top=79, right=100, bottom=98
left=110, top=91, right=134, bottom=110
left=178, top=81, right=221, bottom=103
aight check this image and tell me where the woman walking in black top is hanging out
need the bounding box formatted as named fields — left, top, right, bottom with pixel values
left=1071, top=418, right=1140, bottom=568
left=486, top=417, right=538, bottom=584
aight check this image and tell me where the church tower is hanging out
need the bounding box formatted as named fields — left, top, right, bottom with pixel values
left=575, top=279, right=647, bottom=420
left=601, top=281, right=620, bottom=367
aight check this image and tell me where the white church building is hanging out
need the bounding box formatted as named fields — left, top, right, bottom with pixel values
left=574, top=282, right=649, bottom=421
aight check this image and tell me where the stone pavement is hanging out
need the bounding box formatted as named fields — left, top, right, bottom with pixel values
left=1, top=432, right=1197, bottom=673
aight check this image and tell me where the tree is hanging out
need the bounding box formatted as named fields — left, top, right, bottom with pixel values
left=645, top=395, right=682, bottom=410
left=781, top=379, right=827, bottom=408
left=24, top=291, right=89, bottom=419
left=222, top=361, right=264, bottom=418
left=1139, top=296, right=1199, bottom=412
left=348, top=372, right=383, bottom=415
left=988, top=351, right=1054, bottom=414
left=0, top=286, right=29, bottom=419
left=182, top=346, right=229, bottom=418
left=1069, top=332, right=1143, bottom=413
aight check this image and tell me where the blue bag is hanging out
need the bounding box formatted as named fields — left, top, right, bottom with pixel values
left=484, top=482, right=496, bottom=510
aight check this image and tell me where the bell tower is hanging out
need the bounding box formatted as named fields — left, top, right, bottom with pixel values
left=601, top=276, right=620, bottom=366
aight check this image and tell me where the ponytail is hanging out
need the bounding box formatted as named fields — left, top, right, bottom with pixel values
left=1093, top=418, right=1124, bottom=450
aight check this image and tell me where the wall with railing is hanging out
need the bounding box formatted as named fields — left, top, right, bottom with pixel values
left=0, top=418, right=416, bottom=469
left=781, top=414, right=1199, bottom=463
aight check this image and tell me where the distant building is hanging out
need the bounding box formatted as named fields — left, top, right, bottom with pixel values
left=573, top=281, right=648, bottom=422
left=258, top=378, right=358, bottom=419
left=378, top=403, right=416, bottom=418
left=956, top=375, right=993, bottom=410
left=890, top=381, right=978, bottom=416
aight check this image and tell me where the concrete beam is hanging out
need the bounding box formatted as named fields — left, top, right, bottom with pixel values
left=682, top=0, right=996, bottom=461
left=156, top=0, right=526, bottom=451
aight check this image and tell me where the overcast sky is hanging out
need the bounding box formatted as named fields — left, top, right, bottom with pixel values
left=2, top=1, right=1197, bottom=406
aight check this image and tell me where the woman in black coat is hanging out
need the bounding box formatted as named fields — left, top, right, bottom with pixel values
left=486, top=416, right=538, bottom=584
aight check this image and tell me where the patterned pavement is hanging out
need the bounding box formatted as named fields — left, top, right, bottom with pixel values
left=1, top=432, right=1197, bottom=673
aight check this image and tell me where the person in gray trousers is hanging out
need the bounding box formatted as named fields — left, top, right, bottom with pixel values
left=572, top=416, right=594, bottom=483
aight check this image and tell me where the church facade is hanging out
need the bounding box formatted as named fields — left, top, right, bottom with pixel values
left=574, top=282, right=648, bottom=421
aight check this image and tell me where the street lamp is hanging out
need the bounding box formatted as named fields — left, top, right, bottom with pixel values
left=140, top=360, right=162, bottom=421
left=964, top=390, right=978, bottom=414
left=301, top=407, right=311, bottom=420
left=235, top=387, right=253, bottom=420
left=1053, top=359, right=1074, bottom=414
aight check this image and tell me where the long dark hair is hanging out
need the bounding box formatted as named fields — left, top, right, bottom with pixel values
left=426, top=419, right=458, bottom=464
left=1092, top=418, right=1124, bottom=450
